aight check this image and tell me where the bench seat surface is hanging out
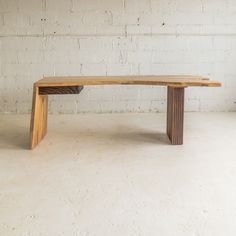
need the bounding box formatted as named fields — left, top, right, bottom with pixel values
left=35, top=76, right=221, bottom=87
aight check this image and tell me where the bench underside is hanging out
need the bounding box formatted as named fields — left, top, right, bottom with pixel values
left=30, top=85, right=185, bottom=149
left=39, top=86, right=84, bottom=95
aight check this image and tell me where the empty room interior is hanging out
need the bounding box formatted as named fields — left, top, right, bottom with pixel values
left=0, top=0, right=236, bottom=235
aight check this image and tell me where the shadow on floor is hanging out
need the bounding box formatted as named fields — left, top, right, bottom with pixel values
left=0, top=119, right=169, bottom=150
left=110, top=130, right=169, bottom=145
left=54, top=124, right=170, bottom=147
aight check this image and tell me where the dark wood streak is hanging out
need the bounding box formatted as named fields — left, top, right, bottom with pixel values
left=39, top=86, right=84, bottom=95
left=167, top=86, right=185, bottom=145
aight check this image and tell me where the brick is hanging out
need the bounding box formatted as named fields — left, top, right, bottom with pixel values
left=18, top=51, right=44, bottom=64
left=112, top=12, right=139, bottom=26
left=138, top=36, right=187, bottom=50
left=0, top=0, right=19, bottom=13
left=82, top=10, right=113, bottom=26
left=79, top=38, right=112, bottom=50
left=126, top=25, right=152, bottom=35
left=127, top=51, right=152, bottom=63
left=95, top=25, right=125, bottom=36
left=106, top=63, right=139, bottom=75
left=81, top=63, right=107, bottom=75
left=53, top=63, right=82, bottom=76
left=74, top=0, right=124, bottom=11
left=164, top=12, right=214, bottom=25
left=112, top=37, right=137, bottom=50
left=150, top=0, right=177, bottom=13
left=125, top=0, right=151, bottom=13
left=46, top=0, right=71, bottom=12
left=18, top=0, right=43, bottom=12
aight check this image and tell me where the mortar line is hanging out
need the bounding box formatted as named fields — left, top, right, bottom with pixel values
left=1, top=33, right=236, bottom=38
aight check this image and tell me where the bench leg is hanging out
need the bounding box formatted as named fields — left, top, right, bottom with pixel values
left=167, top=86, right=185, bottom=145
left=30, top=86, right=48, bottom=149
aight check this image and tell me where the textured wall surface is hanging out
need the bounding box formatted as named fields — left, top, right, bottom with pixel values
left=0, top=0, right=236, bottom=114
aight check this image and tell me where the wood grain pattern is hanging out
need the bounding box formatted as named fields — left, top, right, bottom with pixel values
left=35, top=76, right=221, bottom=88
left=30, top=86, right=48, bottom=149
left=167, top=86, right=185, bottom=145
left=30, top=75, right=221, bottom=149
left=39, top=86, right=84, bottom=95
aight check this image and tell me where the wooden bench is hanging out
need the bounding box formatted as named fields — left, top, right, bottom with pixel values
left=30, top=76, right=221, bottom=149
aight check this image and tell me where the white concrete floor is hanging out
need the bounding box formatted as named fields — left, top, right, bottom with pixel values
left=0, top=113, right=236, bottom=236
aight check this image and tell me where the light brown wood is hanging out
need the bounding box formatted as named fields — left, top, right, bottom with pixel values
left=30, top=75, right=221, bottom=149
left=30, top=86, right=48, bottom=149
left=167, top=86, right=185, bottom=145
left=35, top=76, right=221, bottom=88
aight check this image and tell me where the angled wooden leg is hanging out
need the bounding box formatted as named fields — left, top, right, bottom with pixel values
left=30, top=86, right=48, bottom=149
left=167, top=86, right=185, bottom=145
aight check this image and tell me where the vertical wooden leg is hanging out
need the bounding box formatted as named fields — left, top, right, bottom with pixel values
left=167, top=86, right=185, bottom=145
left=30, top=86, right=48, bottom=149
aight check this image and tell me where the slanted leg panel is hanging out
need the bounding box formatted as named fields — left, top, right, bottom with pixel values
left=167, top=87, right=185, bottom=145
left=30, top=85, right=84, bottom=149
left=30, top=87, right=48, bottom=149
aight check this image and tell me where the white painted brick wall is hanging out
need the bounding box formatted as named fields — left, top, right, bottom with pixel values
left=0, top=0, right=236, bottom=114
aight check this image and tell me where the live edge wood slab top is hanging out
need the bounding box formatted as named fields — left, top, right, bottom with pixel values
left=35, top=75, right=221, bottom=88
left=30, top=75, right=221, bottom=149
